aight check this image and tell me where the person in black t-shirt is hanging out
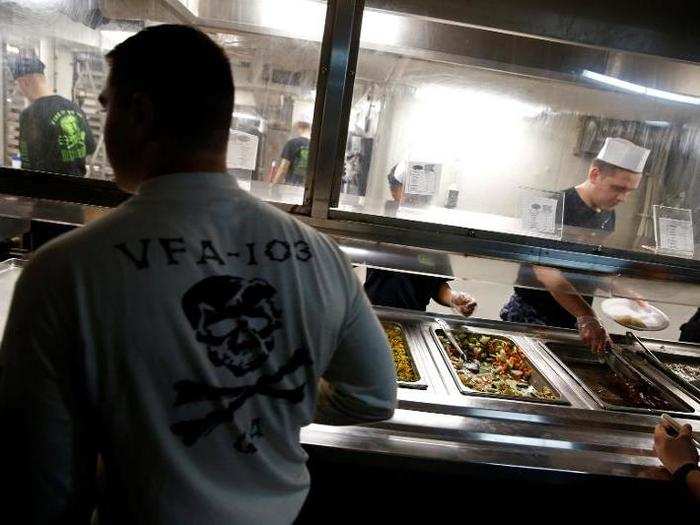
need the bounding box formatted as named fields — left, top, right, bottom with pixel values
left=271, top=121, right=310, bottom=186
left=8, top=51, right=96, bottom=177
left=364, top=162, right=477, bottom=317
left=680, top=309, right=700, bottom=344
left=364, top=267, right=477, bottom=315
left=500, top=138, right=650, bottom=354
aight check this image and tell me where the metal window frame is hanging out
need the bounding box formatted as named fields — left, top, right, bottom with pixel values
left=0, top=0, right=699, bottom=284
left=362, top=0, right=700, bottom=63
left=302, top=210, right=700, bottom=283
left=308, top=0, right=364, bottom=218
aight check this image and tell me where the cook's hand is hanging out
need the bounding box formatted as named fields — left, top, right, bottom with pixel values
left=576, top=315, right=610, bottom=355
left=654, top=421, right=699, bottom=475
left=634, top=298, right=650, bottom=309
left=450, top=292, right=477, bottom=317
left=629, top=293, right=650, bottom=310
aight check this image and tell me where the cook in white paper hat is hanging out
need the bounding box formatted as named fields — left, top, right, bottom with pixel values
left=575, top=137, right=651, bottom=212
left=500, top=136, right=651, bottom=358
left=596, top=137, right=650, bottom=174
left=498, top=136, right=651, bottom=357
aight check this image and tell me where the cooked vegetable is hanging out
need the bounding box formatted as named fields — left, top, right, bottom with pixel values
left=382, top=322, right=420, bottom=383
left=436, top=328, right=557, bottom=401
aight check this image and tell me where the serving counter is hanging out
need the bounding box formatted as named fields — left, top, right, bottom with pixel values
left=301, top=307, right=700, bottom=485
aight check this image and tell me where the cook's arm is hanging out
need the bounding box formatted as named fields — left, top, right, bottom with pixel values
left=271, top=159, right=290, bottom=185
left=434, top=282, right=477, bottom=317
left=315, top=250, right=397, bottom=425
left=0, top=254, right=96, bottom=523
left=434, top=282, right=454, bottom=308
left=532, top=266, right=594, bottom=318
left=532, top=266, right=609, bottom=353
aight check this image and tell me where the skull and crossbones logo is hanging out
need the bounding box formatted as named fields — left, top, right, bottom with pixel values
left=170, top=276, right=312, bottom=452
left=182, top=275, right=283, bottom=376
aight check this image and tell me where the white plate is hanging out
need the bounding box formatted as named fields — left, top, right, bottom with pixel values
left=601, top=298, right=670, bottom=331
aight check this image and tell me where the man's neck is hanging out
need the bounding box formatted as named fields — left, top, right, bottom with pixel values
left=141, top=151, right=228, bottom=184
left=575, top=182, right=602, bottom=212
left=27, top=80, right=54, bottom=103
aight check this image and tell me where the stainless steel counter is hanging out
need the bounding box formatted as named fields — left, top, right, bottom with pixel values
left=301, top=307, right=700, bottom=481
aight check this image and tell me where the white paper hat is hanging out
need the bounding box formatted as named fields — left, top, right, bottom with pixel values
left=596, top=137, right=651, bottom=173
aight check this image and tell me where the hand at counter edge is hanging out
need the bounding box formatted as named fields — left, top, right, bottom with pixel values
left=653, top=420, right=700, bottom=502
left=654, top=421, right=699, bottom=476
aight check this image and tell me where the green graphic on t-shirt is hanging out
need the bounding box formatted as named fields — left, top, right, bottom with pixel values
left=292, top=146, right=309, bottom=177
left=51, top=110, right=87, bottom=162
left=19, top=139, right=29, bottom=165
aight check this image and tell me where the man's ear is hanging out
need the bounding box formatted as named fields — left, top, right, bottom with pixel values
left=589, top=166, right=602, bottom=185
left=128, top=92, right=155, bottom=138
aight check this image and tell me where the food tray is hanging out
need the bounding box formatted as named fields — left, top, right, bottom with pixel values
left=545, top=342, right=692, bottom=414
left=381, top=321, right=427, bottom=390
left=643, top=350, right=700, bottom=402
left=431, top=325, right=567, bottom=405
left=657, top=355, right=700, bottom=384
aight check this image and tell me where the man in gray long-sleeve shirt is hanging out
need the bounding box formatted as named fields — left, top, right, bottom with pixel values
left=0, top=25, right=396, bottom=524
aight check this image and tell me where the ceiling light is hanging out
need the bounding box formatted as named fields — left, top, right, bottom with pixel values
left=582, top=69, right=700, bottom=106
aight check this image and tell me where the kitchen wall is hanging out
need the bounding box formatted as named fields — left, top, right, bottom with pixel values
left=359, top=57, right=700, bottom=249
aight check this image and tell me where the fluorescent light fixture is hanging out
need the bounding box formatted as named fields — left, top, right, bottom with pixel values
left=259, top=0, right=326, bottom=41
left=232, top=112, right=263, bottom=121
left=581, top=70, right=645, bottom=94
left=257, top=2, right=404, bottom=45
left=360, top=10, right=403, bottom=47
left=644, top=120, right=671, bottom=128
left=646, top=87, right=700, bottom=105
left=339, top=246, right=371, bottom=259
left=15, top=0, right=62, bottom=7
left=582, top=69, right=700, bottom=106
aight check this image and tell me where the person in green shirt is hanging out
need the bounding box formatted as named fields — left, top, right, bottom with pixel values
left=271, top=121, right=310, bottom=186
left=8, top=50, right=96, bottom=177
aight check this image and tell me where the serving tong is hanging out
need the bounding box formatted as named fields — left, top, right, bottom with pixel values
left=602, top=338, right=660, bottom=392
left=435, top=318, right=480, bottom=373
left=628, top=332, right=700, bottom=397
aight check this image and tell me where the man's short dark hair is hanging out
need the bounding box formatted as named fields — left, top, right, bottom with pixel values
left=106, top=25, right=234, bottom=151
left=6, top=50, right=45, bottom=80
left=591, top=158, right=622, bottom=176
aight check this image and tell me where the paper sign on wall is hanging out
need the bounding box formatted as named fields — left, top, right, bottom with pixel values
left=522, top=197, right=557, bottom=234
left=654, top=205, right=695, bottom=258
left=405, top=162, right=441, bottom=195
left=519, top=187, right=563, bottom=239
left=227, top=130, right=258, bottom=171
